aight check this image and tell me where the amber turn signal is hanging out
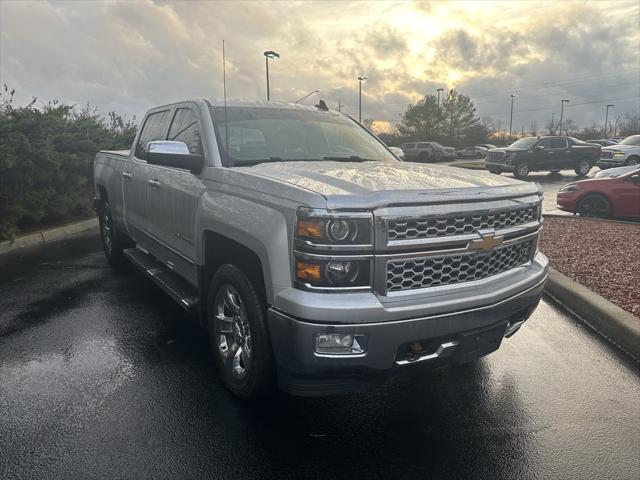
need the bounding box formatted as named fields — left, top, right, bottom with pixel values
left=296, top=219, right=326, bottom=240
left=296, top=260, right=323, bottom=282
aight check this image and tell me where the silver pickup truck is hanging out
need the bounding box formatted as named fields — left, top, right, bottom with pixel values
left=93, top=99, right=548, bottom=398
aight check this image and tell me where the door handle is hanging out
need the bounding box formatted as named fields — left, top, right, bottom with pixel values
left=122, top=171, right=132, bottom=179
left=148, top=179, right=160, bottom=189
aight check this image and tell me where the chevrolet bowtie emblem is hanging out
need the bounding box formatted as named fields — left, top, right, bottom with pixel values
left=469, top=232, right=504, bottom=253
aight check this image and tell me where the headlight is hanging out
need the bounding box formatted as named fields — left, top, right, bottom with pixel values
left=295, top=258, right=371, bottom=288
left=559, top=184, right=581, bottom=192
left=295, top=208, right=372, bottom=246
left=295, top=208, right=373, bottom=290
left=613, top=152, right=626, bottom=157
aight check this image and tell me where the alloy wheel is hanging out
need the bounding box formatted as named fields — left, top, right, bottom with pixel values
left=215, top=284, right=252, bottom=380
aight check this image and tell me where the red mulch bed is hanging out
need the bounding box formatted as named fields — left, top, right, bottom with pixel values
left=539, top=216, right=640, bottom=318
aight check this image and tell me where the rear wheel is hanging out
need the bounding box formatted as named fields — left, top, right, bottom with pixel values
left=513, top=162, right=530, bottom=179
left=207, top=264, right=274, bottom=399
left=625, top=156, right=639, bottom=166
left=577, top=193, right=612, bottom=218
left=99, top=201, right=126, bottom=265
left=575, top=159, right=592, bottom=176
left=418, top=151, right=430, bottom=163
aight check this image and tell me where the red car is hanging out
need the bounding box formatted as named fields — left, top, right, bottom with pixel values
left=557, top=167, right=640, bottom=219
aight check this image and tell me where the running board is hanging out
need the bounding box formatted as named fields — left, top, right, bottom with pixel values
left=123, top=248, right=198, bottom=312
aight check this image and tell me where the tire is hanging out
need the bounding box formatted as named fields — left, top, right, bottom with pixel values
left=418, top=151, right=430, bottom=163
left=513, top=162, right=530, bottom=179
left=574, top=159, right=592, bottom=177
left=99, top=200, right=126, bottom=265
left=577, top=193, right=612, bottom=218
left=488, top=168, right=501, bottom=175
left=207, top=264, right=275, bottom=399
left=549, top=169, right=561, bottom=174
left=625, top=156, right=639, bottom=166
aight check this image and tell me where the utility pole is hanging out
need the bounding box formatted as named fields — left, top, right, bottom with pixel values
left=604, top=104, right=614, bottom=138
left=521, top=124, right=524, bottom=138
left=337, top=99, right=342, bottom=112
left=508, top=94, right=516, bottom=142
left=559, top=99, right=570, bottom=135
left=357, top=76, right=366, bottom=123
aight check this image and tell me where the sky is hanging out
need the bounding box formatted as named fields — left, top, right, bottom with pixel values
left=1, top=0, right=639, bottom=134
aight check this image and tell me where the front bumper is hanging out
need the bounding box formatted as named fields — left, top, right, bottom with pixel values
left=485, top=161, right=515, bottom=172
left=268, top=255, right=547, bottom=396
left=597, top=158, right=625, bottom=168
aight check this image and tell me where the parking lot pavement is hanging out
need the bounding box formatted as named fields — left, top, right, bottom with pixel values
left=1, top=244, right=638, bottom=480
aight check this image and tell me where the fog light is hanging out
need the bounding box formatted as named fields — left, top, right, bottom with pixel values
left=315, top=333, right=367, bottom=355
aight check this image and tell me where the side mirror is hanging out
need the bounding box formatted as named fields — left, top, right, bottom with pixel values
left=146, top=141, right=203, bottom=174
left=534, top=145, right=545, bottom=151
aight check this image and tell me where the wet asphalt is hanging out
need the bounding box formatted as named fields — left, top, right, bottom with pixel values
left=1, top=238, right=639, bottom=480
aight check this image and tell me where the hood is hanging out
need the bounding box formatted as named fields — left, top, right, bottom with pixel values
left=241, top=160, right=540, bottom=209
left=603, top=144, right=637, bottom=152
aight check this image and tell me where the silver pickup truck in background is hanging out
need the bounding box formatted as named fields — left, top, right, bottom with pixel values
left=93, top=100, right=548, bottom=398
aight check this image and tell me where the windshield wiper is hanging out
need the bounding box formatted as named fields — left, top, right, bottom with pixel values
left=322, top=155, right=377, bottom=162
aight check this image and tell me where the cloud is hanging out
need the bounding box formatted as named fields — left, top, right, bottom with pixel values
left=0, top=0, right=638, bottom=131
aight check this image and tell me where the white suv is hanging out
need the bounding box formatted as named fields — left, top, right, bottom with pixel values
left=598, top=135, right=640, bottom=169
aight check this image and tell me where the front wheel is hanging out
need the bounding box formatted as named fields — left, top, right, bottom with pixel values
left=625, top=156, right=639, bottom=166
left=577, top=193, right=612, bottom=218
left=513, top=162, right=530, bottom=179
left=575, top=159, right=592, bottom=177
left=207, top=264, right=275, bottom=399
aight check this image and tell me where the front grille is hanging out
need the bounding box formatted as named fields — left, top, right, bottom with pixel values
left=600, top=151, right=614, bottom=159
left=388, top=205, right=539, bottom=241
left=485, top=151, right=504, bottom=163
left=386, top=240, right=534, bottom=292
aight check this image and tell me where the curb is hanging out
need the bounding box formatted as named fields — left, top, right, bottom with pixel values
left=448, top=161, right=485, bottom=170
left=0, top=217, right=99, bottom=261
left=542, top=212, right=640, bottom=225
left=545, top=267, right=639, bottom=361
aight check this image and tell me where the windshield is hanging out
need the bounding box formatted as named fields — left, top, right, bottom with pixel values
left=618, top=135, right=640, bottom=146
left=210, top=107, right=397, bottom=165
left=509, top=137, right=539, bottom=149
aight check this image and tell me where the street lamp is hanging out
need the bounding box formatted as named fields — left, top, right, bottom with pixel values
left=264, top=50, right=280, bottom=101
left=295, top=90, right=319, bottom=104
left=604, top=104, right=614, bottom=138
left=357, top=76, right=366, bottom=123
left=559, top=99, right=570, bottom=135
left=508, top=94, right=517, bottom=142
left=437, top=88, right=444, bottom=107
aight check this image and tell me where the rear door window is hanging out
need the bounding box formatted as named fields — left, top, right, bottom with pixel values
left=135, top=110, right=171, bottom=159
left=548, top=138, right=567, bottom=149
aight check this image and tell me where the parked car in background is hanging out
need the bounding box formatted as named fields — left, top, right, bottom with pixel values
left=456, top=146, right=488, bottom=158
left=557, top=167, right=640, bottom=219
left=594, top=164, right=638, bottom=178
left=388, top=146, right=404, bottom=159
left=485, top=136, right=601, bottom=179
left=401, top=142, right=442, bottom=162
left=477, top=144, right=497, bottom=150
left=597, top=135, right=640, bottom=169
left=435, top=142, right=457, bottom=161
left=588, top=139, right=618, bottom=147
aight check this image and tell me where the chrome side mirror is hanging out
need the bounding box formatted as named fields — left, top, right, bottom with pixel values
left=146, top=141, right=203, bottom=173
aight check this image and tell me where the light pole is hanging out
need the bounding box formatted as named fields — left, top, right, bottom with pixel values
left=559, top=99, right=570, bottom=135
left=437, top=88, right=444, bottom=107
left=508, top=94, right=516, bottom=142
left=604, top=104, right=614, bottom=138
left=295, top=90, right=319, bottom=104
left=263, top=50, right=280, bottom=101
left=357, top=76, right=366, bottom=123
